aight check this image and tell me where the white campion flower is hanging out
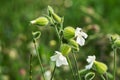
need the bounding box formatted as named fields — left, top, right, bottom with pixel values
left=75, top=27, right=88, bottom=46
left=85, top=55, right=96, bottom=70
left=50, top=51, right=68, bottom=67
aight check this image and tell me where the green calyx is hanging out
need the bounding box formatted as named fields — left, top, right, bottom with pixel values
left=30, top=17, right=49, bottom=26
left=69, top=39, right=79, bottom=51
left=114, top=39, right=120, bottom=47
left=47, top=6, right=61, bottom=23
left=94, top=61, right=108, bottom=74
left=63, top=26, right=75, bottom=40
left=60, top=44, right=71, bottom=56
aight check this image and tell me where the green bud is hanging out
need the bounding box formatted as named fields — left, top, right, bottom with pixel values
left=47, top=5, right=61, bottom=23
left=94, top=61, right=108, bottom=74
left=114, top=39, right=120, bottom=47
left=69, top=39, right=79, bottom=51
left=63, top=27, right=75, bottom=40
left=110, top=34, right=120, bottom=42
left=30, top=17, right=49, bottom=26
left=48, top=5, right=54, bottom=14
left=60, top=44, right=71, bottom=56
left=52, top=13, right=62, bottom=23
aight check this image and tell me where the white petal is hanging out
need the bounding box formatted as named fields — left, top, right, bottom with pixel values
left=56, top=55, right=68, bottom=67
left=60, top=57, right=68, bottom=65
left=76, top=36, right=85, bottom=46
left=50, top=55, right=58, bottom=61
left=56, top=59, right=62, bottom=67
left=87, top=55, right=96, bottom=63
left=51, top=51, right=68, bottom=67
left=50, top=51, right=62, bottom=61
left=80, top=31, right=88, bottom=38
left=76, top=27, right=82, bottom=31
left=55, top=51, right=62, bottom=55
left=30, top=20, right=36, bottom=24
left=75, top=27, right=81, bottom=37
left=85, top=62, right=93, bottom=70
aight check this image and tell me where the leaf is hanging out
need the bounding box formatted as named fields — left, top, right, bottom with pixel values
left=85, top=72, right=95, bottom=80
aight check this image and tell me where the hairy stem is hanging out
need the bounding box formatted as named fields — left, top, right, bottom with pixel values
left=67, top=56, right=76, bottom=80
left=72, top=52, right=81, bottom=80
left=33, top=40, right=45, bottom=80
left=29, top=53, right=32, bottom=80
left=50, top=65, right=56, bottom=80
left=113, top=48, right=117, bottom=80
left=101, top=75, right=106, bottom=80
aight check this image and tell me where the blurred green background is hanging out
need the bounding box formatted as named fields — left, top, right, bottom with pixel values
left=0, top=0, right=120, bottom=80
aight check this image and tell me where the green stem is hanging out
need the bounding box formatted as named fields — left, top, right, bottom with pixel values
left=105, top=73, right=108, bottom=80
left=72, top=52, right=81, bottom=80
left=67, top=56, right=76, bottom=80
left=113, top=48, right=117, bottom=80
left=29, top=54, right=32, bottom=80
left=55, top=25, right=60, bottom=40
left=33, top=40, right=45, bottom=80
left=50, top=65, right=56, bottom=80
left=101, top=75, right=106, bottom=80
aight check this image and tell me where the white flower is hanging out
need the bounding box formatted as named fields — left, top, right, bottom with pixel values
left=75, top=27, right=88, bottom=46
left=50, top=51, right=68, bottom=67
left=85, top=55, right=96, bottom=70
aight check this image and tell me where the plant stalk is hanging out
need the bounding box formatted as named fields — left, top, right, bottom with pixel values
left=113, top=48, right=117, bottom=80
left=50, top=65, right=56, bottom=80
left=33, top=40, right=45, bottom=80
left=29, top=53, right=32, bottom=80
left=67, top=56, right=76, bottom=80
left=72, top=52, right=81, bottom=80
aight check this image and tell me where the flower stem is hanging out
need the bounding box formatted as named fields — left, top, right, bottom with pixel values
left=101, top=75, right=106, bottom=80
left=113, top=48, right=117, bottom=80
left=55, top=25, right=60, bottom=40
left=50, top=65, right=56, bottom=80
left=29, top=53, right=32, bottom=80
left=33, top=40, right=45, bottom=80
left=72, top=52, right=81, bottom=80
left=105, top=73, right=108, bottom=80
left=67, top=56, right=76, bottom=80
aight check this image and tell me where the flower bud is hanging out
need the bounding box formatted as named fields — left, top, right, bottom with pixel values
left=30, top=17, right=49, bottom=26
left=63, top=27, right=75, bottom=40
left=114, top=39, right=120, bottom=47
left=52, top=13, right=62, bottom=23
left=60, top=44, right=71, bottom=56
left=69, top=39, right=79, bottom=51
left=110, top=34, right=120, bottom=42
left=48, top=5, right=54, bottom=14
left=94, top=61, right=108, bottom=74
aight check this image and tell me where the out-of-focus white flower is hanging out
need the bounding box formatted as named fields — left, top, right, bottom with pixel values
left=85, top=55, right=96, bottom=70
left=75, top=27, right=88, bottom=46
left=50, top=51, right=68, bottom=67
left=44, top=70, right=51, bottom=80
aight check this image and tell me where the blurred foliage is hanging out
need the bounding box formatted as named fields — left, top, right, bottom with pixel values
left=0, top=0, right=120, bottom=80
